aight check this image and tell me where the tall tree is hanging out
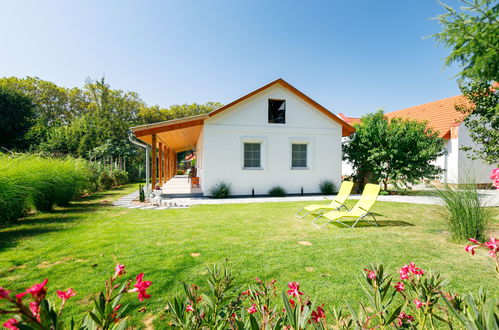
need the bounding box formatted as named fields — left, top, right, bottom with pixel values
left=433, top=0, right=499, bottom=164
left=0, top=86, right=35, bottom=150
left=343, top=110, right=445, bottom=190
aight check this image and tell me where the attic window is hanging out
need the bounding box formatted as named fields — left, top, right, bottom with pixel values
left=268, top=99, right=286, bottom=124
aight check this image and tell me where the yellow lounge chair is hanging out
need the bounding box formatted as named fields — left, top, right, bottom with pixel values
left=312, top=183, right=381, bottom=229
left=295, top=181, right=354, bottom=218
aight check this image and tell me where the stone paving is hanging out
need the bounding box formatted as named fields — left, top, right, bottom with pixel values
left=112, top=189, right=499, bottom=210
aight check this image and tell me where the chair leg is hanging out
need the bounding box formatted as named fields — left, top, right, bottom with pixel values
left=295, top=208, right=311, bottom=219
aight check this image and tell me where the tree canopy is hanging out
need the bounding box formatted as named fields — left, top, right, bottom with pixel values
left=433, top=0, right=499, bottom=164
left=343, top=110, right=446, bottom=190
left=0, top=86, right=35, bottom=150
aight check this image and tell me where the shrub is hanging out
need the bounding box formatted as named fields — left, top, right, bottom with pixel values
left=318, top=179, right=336, bottom=195
left=98, top=170, right=115, bottom=190
left=434, top=183, right=491, bottom=241
left=139, top=184, right=145, bottom=202
left=209, top=181, right=231, bottom=198
left=113, top=169, right=128, bottom=186
left=176, top=169, right=185, bottom=175
left=0, top=155, right=90, bottom=222
left=268, top=186, right=286, bottom=197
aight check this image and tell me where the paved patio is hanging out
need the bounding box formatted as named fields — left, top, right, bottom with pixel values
left=112, top=188, right=499, bottom=210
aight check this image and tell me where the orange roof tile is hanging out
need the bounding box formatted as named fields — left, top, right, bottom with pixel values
left=338, top=113, right=361, bottom=126
left=385, top=95, right=470, bottom=139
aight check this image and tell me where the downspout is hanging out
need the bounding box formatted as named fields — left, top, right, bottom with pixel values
left=128, top=130, right=151, bottom=198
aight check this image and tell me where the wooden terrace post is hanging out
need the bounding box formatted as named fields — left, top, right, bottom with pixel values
left=167, top=146, right=170, bottom=183
left=158, top=142, right=163, bottom=186
left=151, top=133, right=157, bottom=189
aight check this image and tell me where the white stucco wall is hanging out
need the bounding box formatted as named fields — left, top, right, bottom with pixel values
left=456, top=123, right=495, bottom=184
left=201, top=84, right=343, bottom=196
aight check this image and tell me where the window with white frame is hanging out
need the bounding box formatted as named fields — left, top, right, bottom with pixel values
left=291, top=143, right=307, bottom=168
left=243, top=143, right=261, bottom=168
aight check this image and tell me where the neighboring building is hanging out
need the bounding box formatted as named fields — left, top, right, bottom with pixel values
left=130, top=79, right=355, bottom=196
left=339, top=96, right=495, bottom=184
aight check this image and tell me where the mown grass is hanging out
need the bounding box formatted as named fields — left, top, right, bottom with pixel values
left=0, top=183, right=497, bottom=328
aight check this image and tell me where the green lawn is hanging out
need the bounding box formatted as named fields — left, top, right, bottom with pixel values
left=1, top=183, right=498, bottom=328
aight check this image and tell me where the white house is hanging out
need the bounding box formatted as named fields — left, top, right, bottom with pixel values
left=339, top=95, right=495, bottom=185
left=130, top=79, right=355, bottom=196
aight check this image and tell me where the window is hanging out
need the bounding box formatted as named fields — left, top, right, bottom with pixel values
left=291, top=143, right=307, bottom=168
left=268, top=99, right=285, bottom=124
left=244, top=143, right=261, bottom=168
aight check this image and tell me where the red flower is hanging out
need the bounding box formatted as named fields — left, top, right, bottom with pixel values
left=2, top=319, right=18, bottom=330
left=246, top=303, right=257, bottom=314
left=186, top=305, right=194, bottom=312
left=16, top=279, right=48, bottom=301
left=484, top=238, right=498, bottom=257
left=286, top=282, right=303, bottom=297
left=129, top=273, right=152, bottom=302
left=363, top=269, right=377, bottom=279
left=114, top=264, right=125, bottom=277
left=468, top=238, right=481, bottom=244
left=310, top=305, right=326, bottom=323
left=465, top=245, right=479, bottom=255
left=394, top=282, right=405, bottom=292
left=397, top=312, right=414, bottom=326
left=241, top=289, right=251, bottom=296
left=114, top=304, right=122, bottom=312
left=0, top=287, right=10, bottom=299
left=413, top=299, right=425, bottom=309
left=29, top=301, right=40, bottom=320
left=289, top=298, right=296, bottom=307
left=57, top=288, right=76, bottom=300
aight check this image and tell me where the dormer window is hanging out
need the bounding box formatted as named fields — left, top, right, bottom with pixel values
left=268, top=99, right=285, bottom=124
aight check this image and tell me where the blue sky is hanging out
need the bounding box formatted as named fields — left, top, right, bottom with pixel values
left=0, top=0, right=462, bottom=117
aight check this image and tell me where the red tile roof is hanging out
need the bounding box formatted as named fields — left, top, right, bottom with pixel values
left=385, top=95, right=470, bottom=139
left=338, top=95, right=471, bottom=140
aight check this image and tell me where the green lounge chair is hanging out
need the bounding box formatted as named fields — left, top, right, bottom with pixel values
left=295, top=181, right=354, bottom=218
left=312, top=183, right=381, bottom=229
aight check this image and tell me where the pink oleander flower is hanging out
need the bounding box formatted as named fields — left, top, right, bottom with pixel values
left=16, top=279, right=48, bottom=301
left=490, top=168, right=499, bottom=189
left=114, top=304, right=122, bottom=312
left=465, top=244, right=479, bottom=255
left=310, top=305, right=326, bottom=323
left=29, top=301, right=40, bottom=320
left=129, top=273, right=152, bottom=302
left=397, top=312, right=414, bottom=326
left=484, top=238, right=498, bottom=257
left=114, top=264, right=125, bottom=277
left=0, top=287, right=10, bottom=299
left=399, top=262, right=424, bottom=279
left=286, top=282, right=303, bottom=297
left=363, top=269, right=377, bottom=279
left=394, top=282, right=405, bottom=292
left=413, top=299, right=425, bottom=309
left=2, top=318, right=18, bottom=330
left=289, top=298, right=296, bottom=307
left=186, top=305, right=194, bottom=312
left=246, top=303, right=257, bottom=314
left=56, top=288, right=76, bottom=300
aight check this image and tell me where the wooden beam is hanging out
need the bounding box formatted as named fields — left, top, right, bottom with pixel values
left=158, top=142, right=163, bottom=185
left=134, top=120, right=204, bottom=137
left=151, top=134, right=157, bottom=188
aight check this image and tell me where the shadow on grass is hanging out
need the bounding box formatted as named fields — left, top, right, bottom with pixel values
left=0, top=226, right=65, bottom=252
left=327, top=219, right=415, bottom=228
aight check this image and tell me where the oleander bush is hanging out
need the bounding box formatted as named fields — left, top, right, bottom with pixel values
left=318, top=180, right=336, bottom=195
left=209, top=181, right=231, bottom=199
left=268, top=186, right=286, bottom=197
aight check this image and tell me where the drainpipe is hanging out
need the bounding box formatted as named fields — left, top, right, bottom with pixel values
left=128, top=130, right=151, bottom=198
